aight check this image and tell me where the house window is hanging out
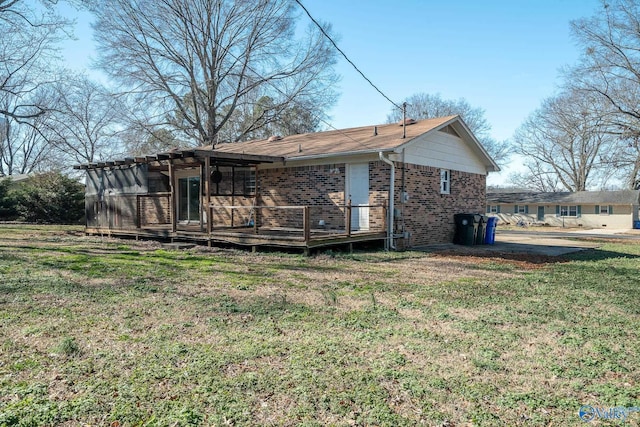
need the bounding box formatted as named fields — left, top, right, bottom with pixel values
left=440, top=169, right=450, bottom=194
left=244, top=168, right=256, bottom=194
left=486, top=205, right=498, bottom=213
left=212, top=166, right=255, bottom=196
left=560, top=205, right=578, bottom=217
left=516, top=205, right=527, bottom=214
left=599, top=205, right=610, bottom=215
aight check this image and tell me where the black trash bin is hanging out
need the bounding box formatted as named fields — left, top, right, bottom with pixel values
left=475, top=215, right=487, bottom=245
left=454, top=213, right=479, bottom=245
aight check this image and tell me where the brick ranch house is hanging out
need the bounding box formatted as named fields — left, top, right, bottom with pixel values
left=76, top=115, right=499, bottom=252
left=486, top=189, right=640, bottom=229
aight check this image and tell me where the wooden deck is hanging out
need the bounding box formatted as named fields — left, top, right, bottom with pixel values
left=87, top=200, right=388, bottom=253
left=85, top=225, right=386, bottom=253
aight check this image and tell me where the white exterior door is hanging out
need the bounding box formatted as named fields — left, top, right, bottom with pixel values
left=347, top=163, right=370, bottom=230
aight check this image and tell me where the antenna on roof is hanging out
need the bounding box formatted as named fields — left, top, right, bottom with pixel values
left=402, top=102, right=407, bottom=139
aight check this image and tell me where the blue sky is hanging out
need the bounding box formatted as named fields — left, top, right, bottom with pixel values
left=60, top=0, right=602, bottom=184
left=301, top=0, right=601, bottom=138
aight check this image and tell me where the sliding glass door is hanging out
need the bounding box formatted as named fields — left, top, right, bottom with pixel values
left=178, top=176, right=200, bottom=222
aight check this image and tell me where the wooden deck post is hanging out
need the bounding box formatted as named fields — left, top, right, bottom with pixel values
left=204, top=156, right=211, bottom=235
left=303, top=206, right=310, bottom=243
left=198, top=162, right=204, bottom=232
left=346, top=200, right=352, bottom=238
left=254, top=208, right=259, bottom=234
left=136, top=195, right=141, bottom=229
left=168, top=159, right=177, bottom=233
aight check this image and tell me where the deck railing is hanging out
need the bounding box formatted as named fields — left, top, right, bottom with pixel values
left=208, top=204, right=386, bottom=242
left=133, top=196, right=387, bottom=244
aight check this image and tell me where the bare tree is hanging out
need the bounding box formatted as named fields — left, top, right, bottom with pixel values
left=43, top=74, right=124, bottom=164
left=0, top=109, right=52, bottom=176
left=512, top=89, right=618, bottom=191
left=570, top=0, right=640, bottom=188
left=90, top=0, right=338, bottom=147
left=387, top=93, right=511, bottom=165
left=122, top=127, right=180, bottom=157
left=0, top=0, right=70, bottom=122
left=508, top=163, right=562, bottom=192
left=216, top=95, right=321, bottom=142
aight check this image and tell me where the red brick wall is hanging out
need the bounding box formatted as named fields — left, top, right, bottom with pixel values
left=209, top=165, right=347, bottom=230
left=208, top=160, right=486, bottom=245
left=258, top=165, right=346, bottom=229
left=394, top=163, right=486, bottom=246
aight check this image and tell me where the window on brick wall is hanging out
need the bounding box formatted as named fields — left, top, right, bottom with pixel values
left=245, top=169, right=256, bottom=194
left=440, top=169, right=450, bottom=194
left=211, top=166, right=255, bottom=196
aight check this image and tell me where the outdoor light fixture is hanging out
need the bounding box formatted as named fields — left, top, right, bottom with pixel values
left=211, top=169, right=222, bottom=184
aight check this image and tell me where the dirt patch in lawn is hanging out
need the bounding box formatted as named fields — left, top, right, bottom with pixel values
left=429, top=250, right=566, bottom=270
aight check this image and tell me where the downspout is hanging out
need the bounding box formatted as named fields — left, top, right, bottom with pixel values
left=379, top=152, right=396, bottom=250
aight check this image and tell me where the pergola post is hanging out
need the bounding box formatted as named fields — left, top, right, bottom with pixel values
left=168, top=159, right=177, bottom=233
left=204, top=156, right=211, bottom=234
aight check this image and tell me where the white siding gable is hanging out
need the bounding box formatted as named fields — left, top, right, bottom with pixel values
left=403, top=130, right=488, bottom=175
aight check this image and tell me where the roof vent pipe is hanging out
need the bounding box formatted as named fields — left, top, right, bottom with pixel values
left=379, top=152, right=396, bottom=251
left=373, top=126, right=378, bottom=136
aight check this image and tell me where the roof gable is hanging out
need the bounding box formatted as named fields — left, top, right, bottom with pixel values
left=391, top=116, right=499, bottom=172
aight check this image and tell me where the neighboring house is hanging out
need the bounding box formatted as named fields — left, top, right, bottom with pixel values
left=75, top=115, right=498, bottom=251
left=486, top=190, right=640, bottom=229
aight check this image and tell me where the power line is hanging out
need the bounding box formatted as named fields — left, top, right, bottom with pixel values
left=294, top=0, right=403, bottom=111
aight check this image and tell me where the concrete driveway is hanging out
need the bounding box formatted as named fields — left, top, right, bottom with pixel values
left=420, top=228, right=639, bottom=257
left=489, top=230, right=601, bottom=256
left=487, top=228, right=640, bottom=256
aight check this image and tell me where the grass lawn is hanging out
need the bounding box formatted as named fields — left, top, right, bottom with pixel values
left=1, top=225, right=639, bottom=426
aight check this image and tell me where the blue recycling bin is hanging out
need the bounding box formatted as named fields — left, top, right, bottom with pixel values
left=484, top=216, right=498, bottom=244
